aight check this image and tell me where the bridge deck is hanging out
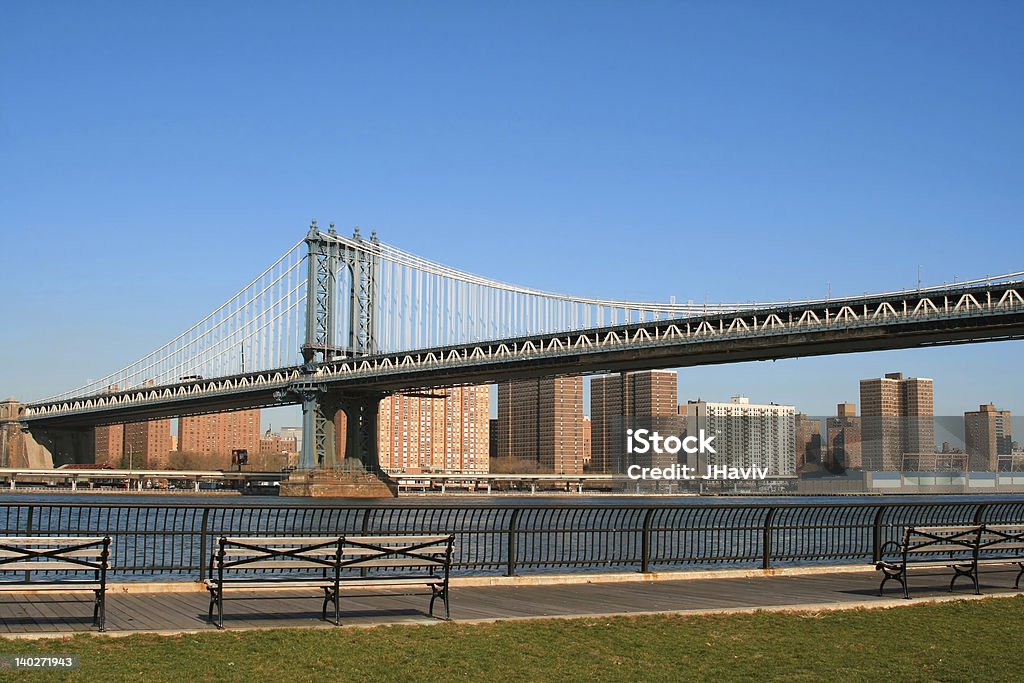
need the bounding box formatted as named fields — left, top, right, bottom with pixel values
left=0, top=568, right=1021, bottom=636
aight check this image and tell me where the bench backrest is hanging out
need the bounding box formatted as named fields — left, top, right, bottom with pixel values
left=0, top=537, right=111, bottom=573
left=979, top=524, right=1024, bottom=552
left=902, top=525, right=981, bottom=557
left=214, top=536, right=342, bottom=572
left=340, top=535, right=454, bottom=572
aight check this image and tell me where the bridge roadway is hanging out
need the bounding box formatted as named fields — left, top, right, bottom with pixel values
left=0, top=468, right=620, bottom=494
left=0, top=468, right=288, bottom=492
left=20, top=278, right=1024, bottom=429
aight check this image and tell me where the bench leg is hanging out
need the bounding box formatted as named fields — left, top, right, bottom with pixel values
left=93, top=589, right=106, bottom=632
left=429, top=585, right=450, bottom=620
left=322, top=587, right=340, bottom=626
left=207, top=587, right=224, bottom=629
left=1015, top=563, right=1023, bottom=590
left=878, top=568, right=907, bottom=598
left=949, top=564, right=980, bottom=595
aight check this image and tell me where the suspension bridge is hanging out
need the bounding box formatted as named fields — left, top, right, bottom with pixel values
left=6, top=221, right=1024, bottom=471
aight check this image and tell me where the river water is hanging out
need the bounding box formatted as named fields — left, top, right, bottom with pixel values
left=1, top=491, right=1022, bottom=580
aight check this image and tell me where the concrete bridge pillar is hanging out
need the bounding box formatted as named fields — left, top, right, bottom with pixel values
left=4, top=399, right=97, bottom=468
left=21, top=427, right=93, bottom=468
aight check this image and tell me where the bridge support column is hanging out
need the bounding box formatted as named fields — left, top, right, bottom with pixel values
left=278, top=382, right=395, bottom=497
left=336, top=393, right=384, bottom=473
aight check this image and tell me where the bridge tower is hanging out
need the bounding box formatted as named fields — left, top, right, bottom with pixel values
left=291, top=222, right=386, bottom=474
left=301, top=220, right=380, bottom=367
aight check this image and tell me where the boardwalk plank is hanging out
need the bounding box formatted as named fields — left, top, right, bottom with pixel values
left=0, top=570, right=1019, bottom=637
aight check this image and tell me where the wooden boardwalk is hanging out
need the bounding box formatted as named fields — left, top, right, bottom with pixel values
left=1, top=568, right=1021, bottom=637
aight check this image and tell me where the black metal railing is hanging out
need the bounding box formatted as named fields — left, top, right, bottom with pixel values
left=1, top=500, right=1023, bottom=581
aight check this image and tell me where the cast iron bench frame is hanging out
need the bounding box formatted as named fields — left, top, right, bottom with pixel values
left=206, top=534, right=455, bottom=628
left=0, top=536, right=112, bottom=631
left=977, top=524, right=1024, bottom=589
left=205, top=536, right=344, bottom=629
left=337, top=534, right=455, bottom=621
left=875, top=525, right=981, bottom=599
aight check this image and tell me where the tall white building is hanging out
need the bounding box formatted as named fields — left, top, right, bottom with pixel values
left=684, top=396, right=796, bottom=476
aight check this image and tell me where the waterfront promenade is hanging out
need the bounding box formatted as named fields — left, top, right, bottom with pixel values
left=2, top=566, right=1022, bottom=638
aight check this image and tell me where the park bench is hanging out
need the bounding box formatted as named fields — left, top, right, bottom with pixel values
left=0, top=536, right=112, bottom=631
left=206, top=536, right=344, bottom=629
left=206, top=534, right=455, bottom=628
left=875, top=525, right=981, bottom=599
left=337, top=535, right=455, bottom=620
left=976, top=523, right=1024, bottom=589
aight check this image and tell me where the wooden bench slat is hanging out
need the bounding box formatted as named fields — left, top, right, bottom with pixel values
left=0, top=537, right=108, bottom=545
left=219, top=549, right=338, bottom=558
left=0, top=582, right=104, bottom=591
left=0, top=550, right=106, bottom=559
left=338, top=577, right=442, bottom=587
left=342, top=558, right=446, bottom=568
left=222, top=537, right=341, bottom=545
left=344, top=536, right=452, bottom=544
left=0, top=561, right=108, bottom=571
left=205, top=580, right=335, bottom=588
left=342, top=545, right=450, bottom=556
left=878, top=560, right=972, bottom=570
left=221, top=561, right=336, bottom=569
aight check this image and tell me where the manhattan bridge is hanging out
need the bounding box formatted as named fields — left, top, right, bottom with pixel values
left=7, top=221, right=1024, bottom=470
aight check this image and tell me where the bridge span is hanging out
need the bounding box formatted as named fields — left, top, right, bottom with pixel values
left=5, top=223, right=1023, bottom=470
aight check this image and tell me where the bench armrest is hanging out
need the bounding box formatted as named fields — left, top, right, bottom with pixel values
left=878, top=540, right=902, bottom=560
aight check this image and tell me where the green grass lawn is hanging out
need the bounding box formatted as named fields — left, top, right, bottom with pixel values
left=2, top=597, right=1022, bottom=682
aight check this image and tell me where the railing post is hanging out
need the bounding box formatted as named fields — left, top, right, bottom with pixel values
left=506, top=509, right=520, bottom=577
left=24, top=505, right=34, bottom=582
left=198, top=507, right=210, bottom=581
left=973, top=503, right=989, bottom=525
left=762, top=507, right=777, bottom=570
left=640, top=508, right=654, bottom=573
left=360, top=508, right=371, bottom=578
left=872, top=506, right=886, bottom=563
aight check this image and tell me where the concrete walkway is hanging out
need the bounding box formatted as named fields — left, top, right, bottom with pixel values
left=1, top=567, right=1021, bottom=638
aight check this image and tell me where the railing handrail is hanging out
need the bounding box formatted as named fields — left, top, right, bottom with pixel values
left=2, top=499, right=1022, bottom=581
left=1, top=498, right=1023, bottom=513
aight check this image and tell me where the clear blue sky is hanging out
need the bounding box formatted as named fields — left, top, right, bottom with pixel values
left=1, top=1, right=1021, bottom=417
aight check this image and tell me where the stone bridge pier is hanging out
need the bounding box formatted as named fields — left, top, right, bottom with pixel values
left=2, top=398, right=93, bottom=468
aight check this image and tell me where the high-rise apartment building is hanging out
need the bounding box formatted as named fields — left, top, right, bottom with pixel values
left=123, top=419, right=173, bottom=468
left=489, top=418, right=499, bottom=461
left=582, top=416, right=592, bottom=471
left=860, top=373, right=934, bottom=471
left=590, top=370, right=678, bottom=474
left=826, top=402, right=862, bottom=470
left=94, top=424, right=124, bottom=467
left=259, top=430, right=298, bottom=456
left=377, top=386, right=490, bottom=474
left=964, top=404, right=1013, bottom=471
left=684, top=396, right=796, bottom=476
left=794, top=413, right=822, bottom=470
left=497, top=376, right=584, bottom=474
left=178, top=409, right=261, bottom=459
